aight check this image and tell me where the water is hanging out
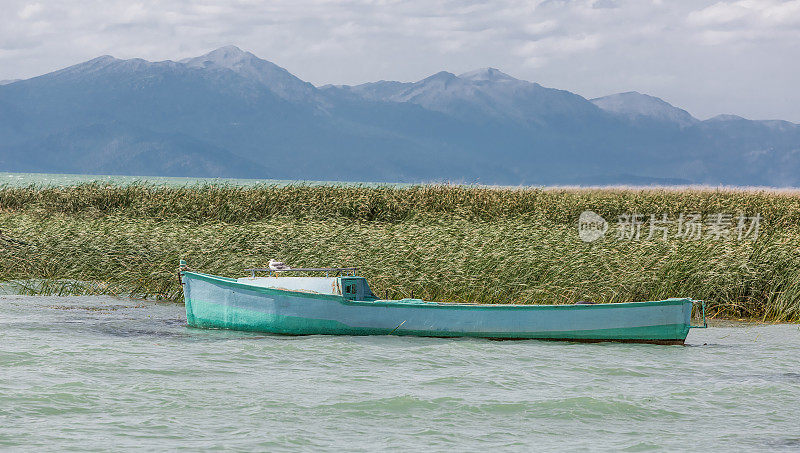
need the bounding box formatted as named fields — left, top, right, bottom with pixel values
left=0, top=172, right=407, bottom=188
left=1, top=296, right=798, bottom=451
left=5, top=171, right=799, bottom=192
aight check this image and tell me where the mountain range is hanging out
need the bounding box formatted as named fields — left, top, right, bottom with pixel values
left=1, top=45, right=798, bottom=186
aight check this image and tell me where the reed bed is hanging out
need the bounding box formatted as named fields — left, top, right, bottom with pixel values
left=1, top=183, right=798, bottom=321
left=3, top=183, right=800, bottom=226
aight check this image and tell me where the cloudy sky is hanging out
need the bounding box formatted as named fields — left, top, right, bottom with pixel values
left=2, top=0, right=799, bottom=121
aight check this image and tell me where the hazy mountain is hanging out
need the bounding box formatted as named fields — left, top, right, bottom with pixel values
left=0, top=79, right=20, bottom=86
left=0, top=122, right=271, bottom=177
left=180, top=46, right=319, bottom=103
left=1, top=46, right=799, bottom=186
left=332, top=68, right=604, bottom=127
left=591, top=92, right=698, bottom=127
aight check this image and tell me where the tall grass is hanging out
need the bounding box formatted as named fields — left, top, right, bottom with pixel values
left=3, top=183, right=800, bottom=226
left=1, top=183, right=798, bottom=321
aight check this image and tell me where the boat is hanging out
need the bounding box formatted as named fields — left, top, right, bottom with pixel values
left=179, top=261, right=706, bottom=344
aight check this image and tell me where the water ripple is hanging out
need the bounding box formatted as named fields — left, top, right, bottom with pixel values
left=1, top=295, right=798, bottom=451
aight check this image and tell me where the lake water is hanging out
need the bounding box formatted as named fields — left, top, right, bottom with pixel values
left=1, top=296, right=798, bottom=451
left=5, top=171, right=800, bottom=193
left=0, top=172, right=404, bottom=188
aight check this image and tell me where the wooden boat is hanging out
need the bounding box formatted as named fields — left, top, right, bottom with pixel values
left=179, top=261, right=706, bottom=344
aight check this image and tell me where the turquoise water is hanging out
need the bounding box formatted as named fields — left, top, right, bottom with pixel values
left=0, top=172, right=406, bottom=188
left=1, top=296, right=798, bottom=451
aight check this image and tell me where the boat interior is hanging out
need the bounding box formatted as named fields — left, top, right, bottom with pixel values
left=239, top=267, right=378, bottom=300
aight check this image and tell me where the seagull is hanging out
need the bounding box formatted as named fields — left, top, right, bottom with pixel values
left=268, top=259, right=291, bottom=271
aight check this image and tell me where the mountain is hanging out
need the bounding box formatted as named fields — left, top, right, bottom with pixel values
left=180, top=45, right=319, bottom=103
left=329, top=68, right=604, bottom=126
left=1, top=46, right=799, bottom=186
left=591, top=92, right=698, bottom=127
left=0, top=122, right=271, bottom=177
left=0, top=79, right=20, bottom=86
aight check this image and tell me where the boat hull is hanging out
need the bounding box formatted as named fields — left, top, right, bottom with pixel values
left=182, top=272, right=692, bottom=344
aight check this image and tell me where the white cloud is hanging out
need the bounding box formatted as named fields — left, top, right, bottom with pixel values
left=17, top=3, right=44, bottom=19
left=762, top=0, right=800, bottom=23
left=687, top=2, right=752, bottom=26
left=515, top=34, right=602, bottom=67
left=524, top=20, right=559, bottom=37
left=688, top=0, right=800, bottom=31
left=685, top=0, right=800, bottom=46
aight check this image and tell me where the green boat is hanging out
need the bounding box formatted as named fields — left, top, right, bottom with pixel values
left=180, top=261, right=706, bottom=344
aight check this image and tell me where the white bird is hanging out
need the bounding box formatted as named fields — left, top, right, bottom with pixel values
left=268, top=259, right=291, bottom=271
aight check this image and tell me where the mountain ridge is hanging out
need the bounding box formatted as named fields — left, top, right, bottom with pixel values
left=1, top=46, right=799, bottom=186
left=590, top=91, right=699, bottom=127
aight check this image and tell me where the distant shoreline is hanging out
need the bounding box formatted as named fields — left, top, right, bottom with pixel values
left=2, top=171, right=799, bottom=193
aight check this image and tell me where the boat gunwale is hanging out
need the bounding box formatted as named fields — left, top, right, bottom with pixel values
left=182, top=271, right=692, bottom=310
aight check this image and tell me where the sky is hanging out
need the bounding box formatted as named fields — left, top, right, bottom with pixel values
left=2, top=0, right=799, bottom=122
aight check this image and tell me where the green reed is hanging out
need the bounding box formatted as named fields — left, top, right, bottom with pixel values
left=1, top=183, right=798, bottom=321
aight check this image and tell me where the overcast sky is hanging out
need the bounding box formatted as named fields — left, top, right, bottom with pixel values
left=2, top=0, right=799, bottom=121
